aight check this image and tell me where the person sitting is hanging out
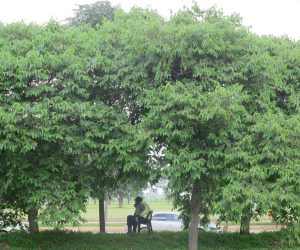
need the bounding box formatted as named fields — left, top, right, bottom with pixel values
left=127, top=196, right=151, bottom=233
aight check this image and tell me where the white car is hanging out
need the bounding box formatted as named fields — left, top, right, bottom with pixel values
left=151, top=211, right=182, bottom=231
left=151, top=211, right=221, bottom=232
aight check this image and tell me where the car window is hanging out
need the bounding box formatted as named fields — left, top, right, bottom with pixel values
left=152, top=213, right=167, bottom=221
left=167, top=214, right=176, bottom=221
left=152, top=213, right=180, bottom=221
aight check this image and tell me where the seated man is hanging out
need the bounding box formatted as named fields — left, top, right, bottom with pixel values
left=127, top=196, right=151, bottom=233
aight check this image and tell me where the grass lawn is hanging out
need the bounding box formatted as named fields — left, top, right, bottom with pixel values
left=36, top=202, right=275, bottom=231
left=82, top=202, right=174, bottom=221
left=80, top=202, right=273, bottom=226
left=0, top=231, right=297, bottom=250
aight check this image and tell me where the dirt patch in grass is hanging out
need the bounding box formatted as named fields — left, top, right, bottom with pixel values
left=41, top=226, right=127, bottom=233
left=0, top=242, right=10, bottom=250
left=227, top=224, right=282, bottom=233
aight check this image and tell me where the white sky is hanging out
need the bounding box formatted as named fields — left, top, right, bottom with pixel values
left=0, top=0, right=299, bottom=40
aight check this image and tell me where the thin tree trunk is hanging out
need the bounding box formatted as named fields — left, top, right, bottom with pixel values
left=104, top=199, right=109, bottom=223
left=189, top=179, right=201, bottom=250
left=223, top=221, right=229, bottom=232
left=118, top=192, right=124, bottom=208
left=28, top=208, right=39, bottom=233
left=99, top=197, right=105, bottom=233
left=240, top=206, right=252, bottom=235
left=127, top=193, right=131, bottom=205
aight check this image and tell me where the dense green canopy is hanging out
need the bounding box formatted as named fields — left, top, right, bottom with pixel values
left=0, top=3, right=299, bottom=248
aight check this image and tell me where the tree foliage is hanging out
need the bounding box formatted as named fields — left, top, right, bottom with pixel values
left=67, top=1, right=118, bottom=27
left=0, top=3, right=299, bottom=247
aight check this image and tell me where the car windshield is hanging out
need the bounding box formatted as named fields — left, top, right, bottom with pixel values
left=152, top=213, right=179, bottom=221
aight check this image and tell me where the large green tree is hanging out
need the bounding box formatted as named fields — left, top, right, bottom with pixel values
left=216, top=35, right=300, bottom=235
left=142, top=83, right=248, bottom=250
left=0, top=22, right=100, bottom=232
left=125, top=4, right=299, bottom=248
left=66, top=5, right=160, bottom=232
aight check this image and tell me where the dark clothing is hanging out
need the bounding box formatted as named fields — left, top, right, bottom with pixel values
left=134, top=202, right=145, bottom=216
left=127, top=215, right=148, bottom=232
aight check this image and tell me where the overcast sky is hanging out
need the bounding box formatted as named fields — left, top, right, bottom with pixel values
left=0, top=0, right=299, bottom=40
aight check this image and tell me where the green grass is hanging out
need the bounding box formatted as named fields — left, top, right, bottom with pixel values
left=40, top=223, right=125, bottom=228
left=0, top=231, right=298, bottom=250
left=80, top=202, right=274, bottom=228
left=82, top=202, right=174, bottom=221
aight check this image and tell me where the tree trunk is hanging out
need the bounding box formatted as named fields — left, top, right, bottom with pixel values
left=104, top=199, right=109, bottom=223
left=127, top=193, right=131, bottom=205
left=189, top=179, right=201, bottom=250
left=28, top=208, right=39, bottom=233
left=223, top=221, right=229, bottom=232
left=99, top=197, right=105, bottom=233
left=240, top=206, right=252, bottom=235
left=118, top=192, right=124, bottom=208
